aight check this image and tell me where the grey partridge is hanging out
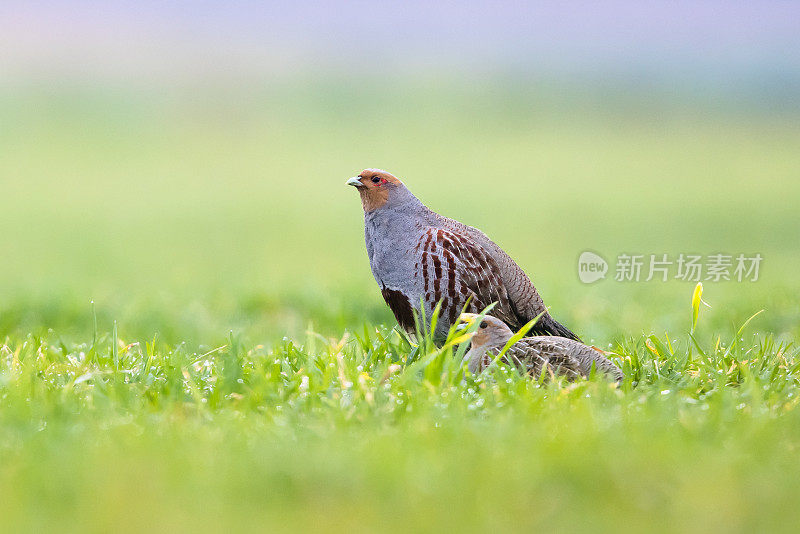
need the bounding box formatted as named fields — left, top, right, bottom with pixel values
left=347, top=168, right=580, bottom=341
left=459, top=314, right=624, bottom=381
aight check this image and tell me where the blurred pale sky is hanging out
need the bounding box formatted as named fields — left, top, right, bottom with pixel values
left=1, top=1, right=798, bottom=89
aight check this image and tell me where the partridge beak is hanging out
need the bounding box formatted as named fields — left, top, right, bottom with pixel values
left=452, top=313, right=480, bottom=344
left=455, top=313, right=479, bottom=333
left=459, top=313, right=480, bottom=327
left=346, top=177, right=364, bottom=187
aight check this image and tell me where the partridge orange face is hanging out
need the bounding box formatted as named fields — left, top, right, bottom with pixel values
left=459, top=313, right=514, bottom=349
left=346, top=169, right=403, bottom=212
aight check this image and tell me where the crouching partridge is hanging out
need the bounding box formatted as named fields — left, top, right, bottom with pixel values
left=459, top=314, right=624, bottom=381
left=347, top=168, right=579, bottom=341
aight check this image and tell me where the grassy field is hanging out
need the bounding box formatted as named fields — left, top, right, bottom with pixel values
left=1, top=82, right=800, bottom=532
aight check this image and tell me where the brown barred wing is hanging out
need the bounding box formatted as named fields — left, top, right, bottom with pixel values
left=436, top=216, right=581, bottom=341
left=416, top=228, right=520, bottom=329
left=507, top=339, right=582, bottom=381
left=514, top=337, right=624, bottom=381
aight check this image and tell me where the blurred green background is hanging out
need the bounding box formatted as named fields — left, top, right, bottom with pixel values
left=1, top=80, right=799, bottom=345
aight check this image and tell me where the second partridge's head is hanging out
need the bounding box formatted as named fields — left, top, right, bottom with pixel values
left=347, top=169, right=406, bottom=212
left=460, top=314, right=514, bottom=350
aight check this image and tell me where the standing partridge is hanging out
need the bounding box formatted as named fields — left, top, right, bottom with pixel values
left=459, top=314, right=624, bottom=381
left=347, top=168, right=580, bottom=341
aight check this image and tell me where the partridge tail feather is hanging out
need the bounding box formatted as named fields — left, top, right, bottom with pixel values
left=529, top=314, right=581, bottom=342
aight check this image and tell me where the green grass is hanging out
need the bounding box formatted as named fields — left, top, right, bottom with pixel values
left=2, top=301, right=799, bottom=532
left=1, top=82, right=799, bottom=532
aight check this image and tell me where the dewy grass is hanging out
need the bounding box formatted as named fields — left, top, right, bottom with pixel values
left=1, top=286, right=799, bottom=532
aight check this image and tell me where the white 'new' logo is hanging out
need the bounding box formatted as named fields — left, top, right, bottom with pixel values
left=578, top=251, right=608, bottom=284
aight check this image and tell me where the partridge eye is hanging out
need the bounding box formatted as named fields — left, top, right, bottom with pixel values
left=480, top=321, right=488, bottom=329
left=371, top=176, right=381, bottom=184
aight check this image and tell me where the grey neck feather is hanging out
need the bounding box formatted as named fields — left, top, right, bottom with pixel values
left=362, top=185, right=428, bottom=288
left=465, top=346, right=488, bottom=374
left=388, top=184, right=425, bottom=210
left=364, top=185, right=427, bottom=224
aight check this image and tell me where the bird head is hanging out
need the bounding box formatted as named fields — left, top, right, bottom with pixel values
left=346, top=169, right=406, bottom=212
left=459, top=313, right=514, bottom=350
